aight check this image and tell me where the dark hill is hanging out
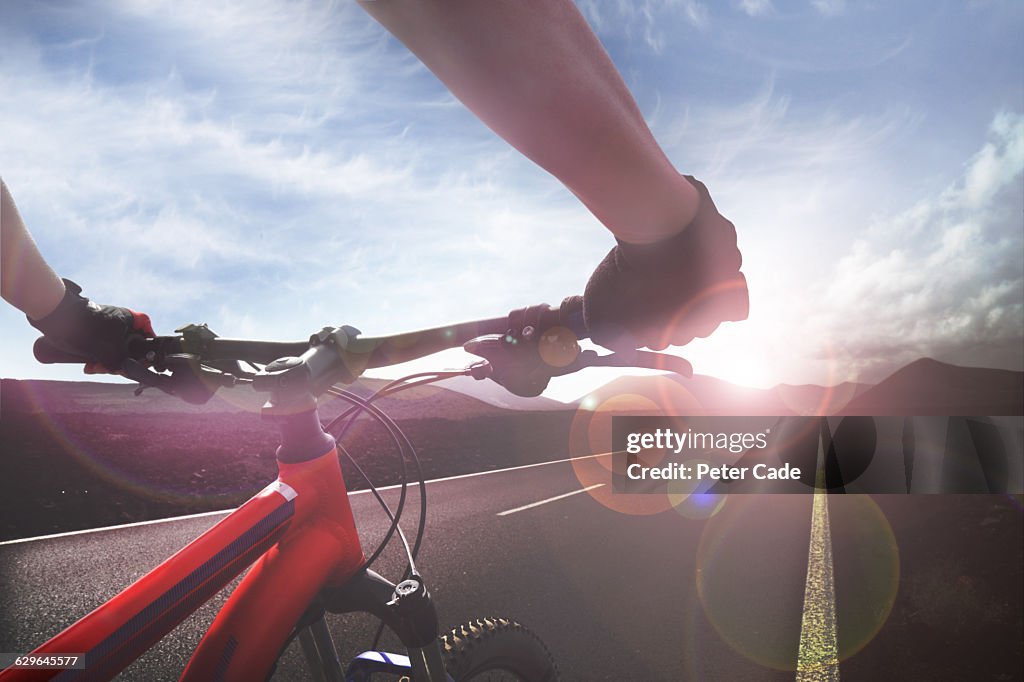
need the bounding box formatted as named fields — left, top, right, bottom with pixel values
left=841, top=358, right=1023, bottom=415
left=0, top=376, right=535, bottom=421
left=0, top=378, right=574, bottom=541
left=577, top=374, right=866, bottom=416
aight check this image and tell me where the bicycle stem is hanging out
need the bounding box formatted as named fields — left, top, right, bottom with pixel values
left=318, top=570, right=451, bottom=682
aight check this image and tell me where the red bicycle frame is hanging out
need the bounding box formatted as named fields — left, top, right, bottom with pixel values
left=7, top=301, right=613, bottom=681
left=0, top=440, right=365, bottom=682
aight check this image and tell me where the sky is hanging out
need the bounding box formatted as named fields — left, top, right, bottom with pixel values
left=1, top=0, right=1022, bottom=400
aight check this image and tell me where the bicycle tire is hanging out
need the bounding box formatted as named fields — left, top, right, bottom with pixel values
left=441, top=617, right=559, bottom=681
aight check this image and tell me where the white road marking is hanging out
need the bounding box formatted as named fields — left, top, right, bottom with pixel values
left=0, top=452, right=613, bottom=546
left=355, top=450, right=609, bottom=491
left=496, top=484, right=605, bottom=516
left=0, top=508, right=233, bottom=546
left=796, top=432, right=840, bottom=681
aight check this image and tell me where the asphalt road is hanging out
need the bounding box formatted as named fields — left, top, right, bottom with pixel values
left=1, top=456, right=1020, bottom=681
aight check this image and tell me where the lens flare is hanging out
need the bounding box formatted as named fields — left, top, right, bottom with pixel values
left=538, top=325, right=579, bottom=368
left=668, top=459, right=728, bottom=520
left=823, top=495, right=901, bottom=662
left=695, top=494, right=899, bottom=670
left=567, top=376, right=707, bottom=515
left=653, top=277, right=748, bottom=350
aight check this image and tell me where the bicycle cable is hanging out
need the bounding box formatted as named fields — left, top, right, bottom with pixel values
left=324, top=370, right=471, bottom=653
left=359, top=369, right=474, bottom=566
left=324, top=370, right=467, bottom=571
left=325, top=387, right=413, bottom=571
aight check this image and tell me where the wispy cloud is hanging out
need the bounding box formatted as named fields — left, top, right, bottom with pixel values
left=1, top=0, right=1021, bottom=394
left=678, top=0, right=711, bottom=29
left=578, top=0, right=709, bottom=54
left=811, top=0, right=846, bottom=16
left=799, top=111, right=1024, bottom=381
left=651, top=72, right=920, bottom=183
left=736, top=0, right=775, bottom=17
left=0, top=0, right=605, bottom=374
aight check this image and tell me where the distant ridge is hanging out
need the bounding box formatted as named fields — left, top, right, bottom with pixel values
left=3, top=357, right=1019, bottom=419
left=564, top=358, right=1020, bottom=417
left=0, top=376, right=520, bottom=421
left=841, top=358, right=1023, bottom=415
left=421, top=375, right=570, bottom=411
left=572, top=373, right=868, bottom=416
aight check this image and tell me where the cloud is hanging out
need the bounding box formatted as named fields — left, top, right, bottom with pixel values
left=736, top=0, right=775, bottom=17
left=0, top=1, right=609, bottom=381
left=678, top=1, right=711, bottom=29
left=799, top=111, right=1024, bottom=381
left=577, top=0, right=709, bottom=54
left=963, top=111, right=1024, bottom=208
left=2, top=0, right=1021, bottom=396
left=651, top=73, right=919, bottom=180
left=811, top=0, right=846, bottom=16
left=661, top=100, right=1021, bottom=388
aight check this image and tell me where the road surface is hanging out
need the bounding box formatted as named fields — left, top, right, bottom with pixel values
left=1, top=455, right=1020, bottom=680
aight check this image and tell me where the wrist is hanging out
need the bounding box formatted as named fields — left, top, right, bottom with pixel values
left=615, top=182, right=704, bottom=273
left=614, top=229, right=691, bottom=274
left=23, top=278, right=67, bottom=321
left=27, top=279, right=89, bottom=335
left=610, top=174, right=699, bottom=246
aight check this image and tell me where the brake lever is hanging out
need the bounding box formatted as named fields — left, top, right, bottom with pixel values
left=120, top=355, right=237, bottom=405
left=548, top=348, right=693, bottom=378
left=120, top=359, right=180, bottom=396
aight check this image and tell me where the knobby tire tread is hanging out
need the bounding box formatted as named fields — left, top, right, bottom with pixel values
left=441, top=617, right=559, bottom=681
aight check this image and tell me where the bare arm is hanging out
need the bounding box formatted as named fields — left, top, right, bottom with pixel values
left=358, top=0, right=698, bottom=244
left=1, top=177, right=66, bottom=319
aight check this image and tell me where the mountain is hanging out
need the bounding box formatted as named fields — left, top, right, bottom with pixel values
left=567, top=359, right=1022, bottom=417
left=772, top=381, right=872, bottom=415
left=0, top=378, right=577, bottom=541
left=4, top=357, right=1017, bottom=421
left=841, top=358, right=1023, bottom=416
left=572, top=373, right=867, bottom=416
left=0, top=376, right=531, bottom=421
left=429, top=375, right=570, bottom=411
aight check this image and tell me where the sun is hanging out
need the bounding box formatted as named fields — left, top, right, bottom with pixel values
left=682, top=333, right=776, bottom=389
left=711, top=353, right=772, bottom=388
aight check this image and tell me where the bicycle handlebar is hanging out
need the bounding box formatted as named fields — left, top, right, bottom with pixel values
left=32, top=317, right=512, bottom=367
left=34, top=297, right=586, bottom=367
left=32, top=295, right=690, bottom=404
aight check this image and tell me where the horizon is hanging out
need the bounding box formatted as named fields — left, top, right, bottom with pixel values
left=2, top=1, right=1022, bottom=399
left=4, top=355, right=1020, bottom=409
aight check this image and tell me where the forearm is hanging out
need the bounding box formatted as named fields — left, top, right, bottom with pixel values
left=359, top=0, right=697, bottom=243
left=1, top=177, right=66, bottom=319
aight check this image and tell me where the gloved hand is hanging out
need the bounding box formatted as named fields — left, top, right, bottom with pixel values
left=583, top=175, right=748, bottom=350
left=28, top=279, right=155, bottom=373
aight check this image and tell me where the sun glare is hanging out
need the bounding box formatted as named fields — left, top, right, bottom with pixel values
left=679, top=321, right=781, bottom=389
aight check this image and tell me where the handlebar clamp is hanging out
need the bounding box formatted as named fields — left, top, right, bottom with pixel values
left=464, top=304, right=583, bottom=397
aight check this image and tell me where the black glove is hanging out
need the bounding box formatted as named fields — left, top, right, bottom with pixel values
left=583, top=175, right=748, bottom=350
left=28, top=279, right=155, bottom=372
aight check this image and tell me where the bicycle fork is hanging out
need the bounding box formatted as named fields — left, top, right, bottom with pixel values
left=312, top=569, right=451, bottom=682
left=259, top=402, right=449, bottom=680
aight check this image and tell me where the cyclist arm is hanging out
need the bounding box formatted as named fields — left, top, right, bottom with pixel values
left=357, top=0, right=698, bottom=245
left=1, top=177, right=66, bottom=319
left=2, top=177, right=154, bottom=370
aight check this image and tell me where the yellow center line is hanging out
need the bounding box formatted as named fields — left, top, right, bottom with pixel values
left=796, top=432, right=840, bottom=681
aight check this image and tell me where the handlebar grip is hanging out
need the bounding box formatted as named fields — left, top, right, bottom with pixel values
left=558, top=295, right=587, bottom=339
left=33, top=337, right=89, bottom=364
left=632, top=350, right=693, bottom=377
left=523, top=296, right=588, bottom=340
